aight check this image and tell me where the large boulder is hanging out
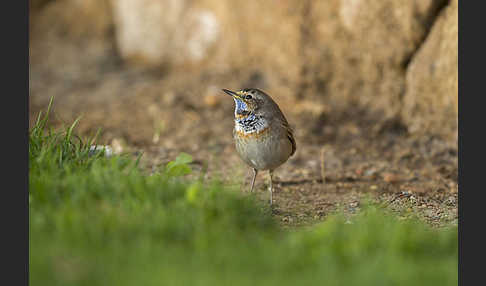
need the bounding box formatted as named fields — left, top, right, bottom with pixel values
left=29, top=0, right=457, bottom=140
left=29, top=0, right=114, bottom=71
left=111, top=0, right=221, bottom=67
left=402, top=0, right=458, bottom=140
left=29, top=0, right=115, bottom=101
left=301, top=0, right=449, bottom=117
left=30, top=0, right=53, bottom=11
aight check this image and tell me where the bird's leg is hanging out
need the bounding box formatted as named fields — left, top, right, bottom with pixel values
left=249, top=168, right=258, bottom=193
left=268, top=170, right=274, bottom=205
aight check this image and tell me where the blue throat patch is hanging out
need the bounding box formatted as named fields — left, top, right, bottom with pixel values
left=233, top=97, right=268, bottom=133
left=234, top=98, right=248, bottom=115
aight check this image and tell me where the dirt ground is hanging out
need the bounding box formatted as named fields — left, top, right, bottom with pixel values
left=29, top=61, right=458, bottom=228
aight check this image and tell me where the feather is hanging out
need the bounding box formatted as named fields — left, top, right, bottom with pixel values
left=275, top=115, right=296, bottom=156
left=285, top=122, right=297, bottom=156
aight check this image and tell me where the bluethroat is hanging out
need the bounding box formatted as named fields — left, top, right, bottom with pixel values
left=222, top=88, right=296, bottom=205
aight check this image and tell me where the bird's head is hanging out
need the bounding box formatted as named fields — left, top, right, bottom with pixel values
left=222, top=88, right=270, bottom=118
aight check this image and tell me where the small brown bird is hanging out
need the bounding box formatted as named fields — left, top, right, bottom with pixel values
left=222, top=88, right=296, bottom=204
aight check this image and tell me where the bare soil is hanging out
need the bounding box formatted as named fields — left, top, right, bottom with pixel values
left=29, top=64, right=458, bottom=228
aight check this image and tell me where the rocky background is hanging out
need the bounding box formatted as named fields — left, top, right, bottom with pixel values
left=30, top=0, right=457, bottom=139
left=29, top=0, right=458, bottom=225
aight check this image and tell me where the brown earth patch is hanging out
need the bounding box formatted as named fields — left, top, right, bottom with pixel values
left=29, top=0, right=457, bottom=228
left=29, top=65, right=457, bottom=228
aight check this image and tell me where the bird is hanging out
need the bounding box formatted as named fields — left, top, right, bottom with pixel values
left=222, top=88, right=296, bottom=205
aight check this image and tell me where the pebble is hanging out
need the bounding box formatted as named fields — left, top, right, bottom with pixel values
left=350, top=201, right=359, bottom=208
left=203, top=94, right=221, bottom=107
left=383, top=173, right=401, bottom=183
left=425, top=209, right=436, bottom=217
left=282, top=216, right=294, bottom=223
left=89, top=145, right=113, bottom=157
left=111, top=138, right=124, bottom=154
left=203, top=85, right=222, bottom=107
left=446, top=196, right=456, bottom=206
left=364, top=168, right=378, bottom=177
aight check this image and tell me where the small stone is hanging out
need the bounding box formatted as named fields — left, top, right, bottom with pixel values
left=203, top=93, right=221, bottom=108
left=425, top=209, right=436, bottom=217
left=163, top=91, right=176, bottom=105
left=89, top=145, right=113, bottom=157
left=282, top=216, right=294, bottom=223
left=445, top=196, right=456, bottom=206
left=111, top=138, right=124, bottom=154
left=383, top=172, right=401, bottom=183
left=364, top=168, right=377, bottom=177
left=370, top=185, right=378, bottom=190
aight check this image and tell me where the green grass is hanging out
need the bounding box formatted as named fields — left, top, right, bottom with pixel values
left=29, top=100, right=458, bottom=286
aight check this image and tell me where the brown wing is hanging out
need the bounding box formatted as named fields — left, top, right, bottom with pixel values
left=285, top=122, right=297, bottom=156
left=277, top=117, right=296, bottom=156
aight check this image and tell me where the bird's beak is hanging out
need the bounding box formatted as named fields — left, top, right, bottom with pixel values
left=222, top=89, right=240, bottom=98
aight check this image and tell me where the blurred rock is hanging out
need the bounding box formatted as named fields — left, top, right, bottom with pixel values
left=402, top=0, right=458, bottom=140
left=29, top=0, right=115, bottom=91
left=112, top=0, right=220, bottom=66
left=203, top=86, right=222, bottom=108
left=30, top=0, right=113, bottom=40
left=111, top=0, right=184, bottom=65
left=111, top=138, right=125, bottom=154
left=306, top=0, right=449, bottom=118
left=30, top=0, right=53, bottom=11
left=29, top=0, right=457, bottom=140
left=383, top=172, right=402, bottom=183
left=89, top=145, right=113, bottom=157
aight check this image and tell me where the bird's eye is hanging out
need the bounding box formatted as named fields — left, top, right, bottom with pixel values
left=245, top=95, right=253, bottom=100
